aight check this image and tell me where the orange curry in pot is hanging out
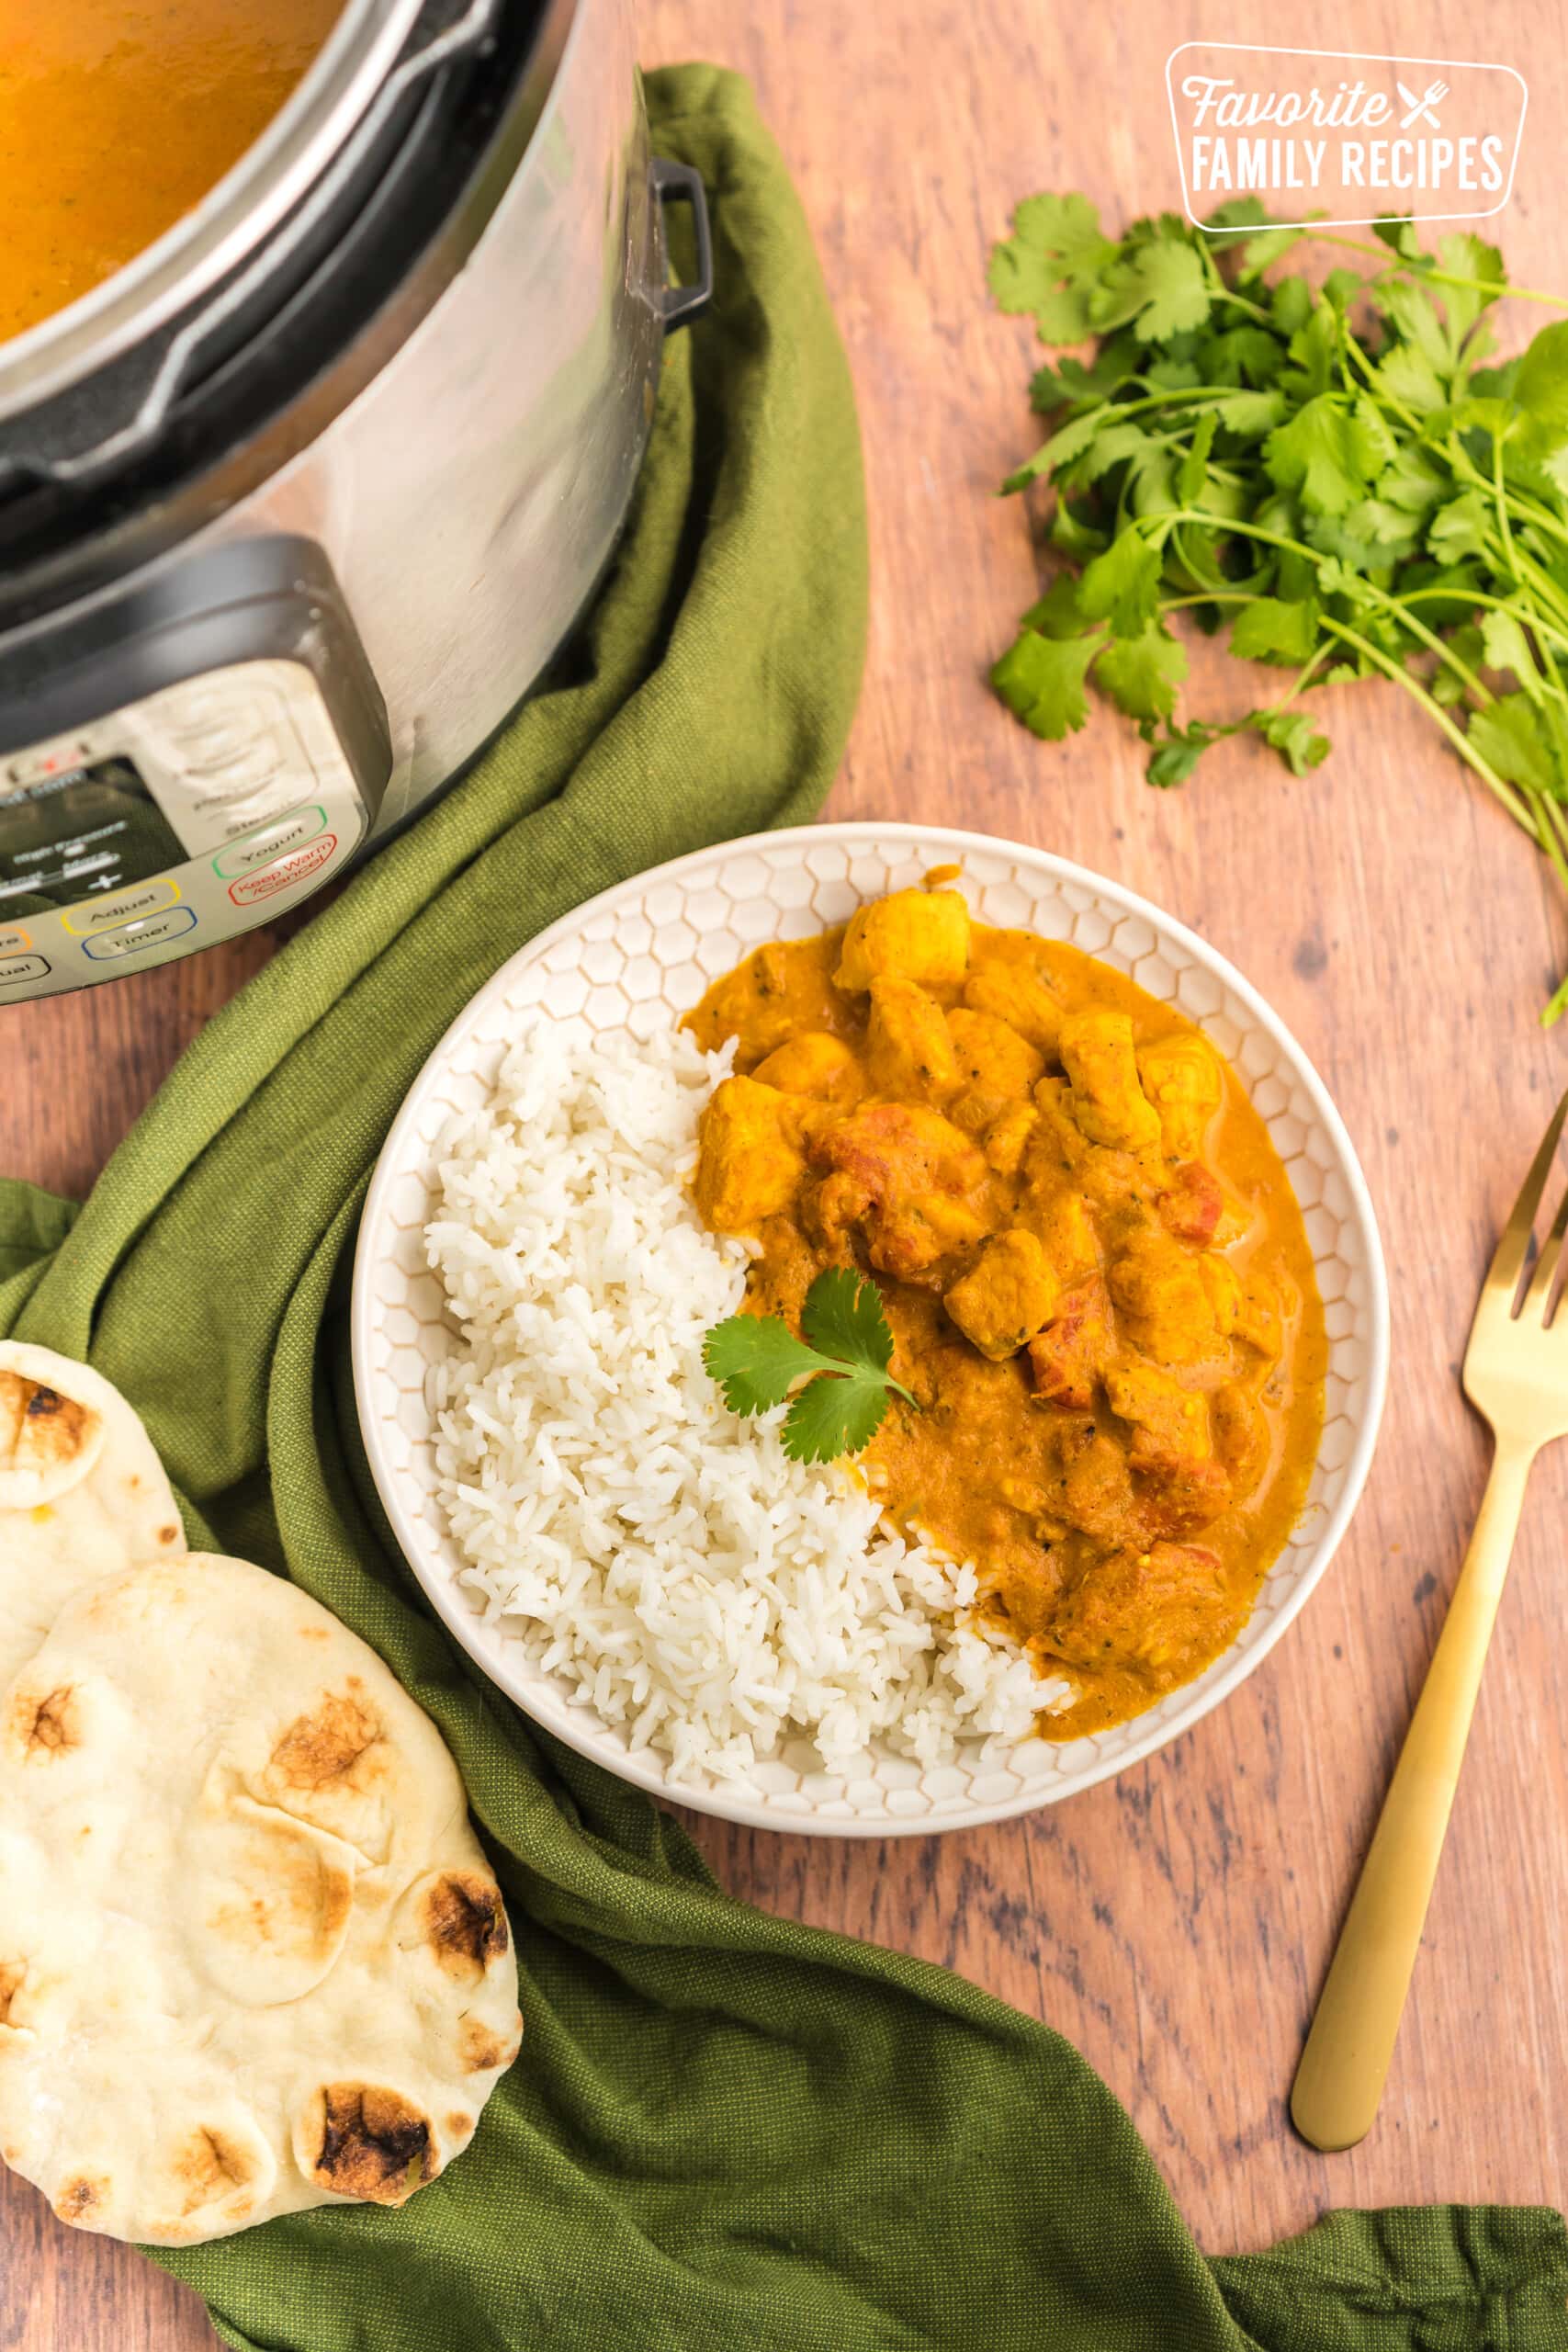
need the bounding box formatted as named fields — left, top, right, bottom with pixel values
left=686, top=879, right=1326, bottom=1738
left=0, top=0, right=341, bottom=343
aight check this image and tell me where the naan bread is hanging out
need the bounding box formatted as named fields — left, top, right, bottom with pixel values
left=0, top=1553, right=521, bottom=2245
left=0, top=1341, right=184, bottom=1690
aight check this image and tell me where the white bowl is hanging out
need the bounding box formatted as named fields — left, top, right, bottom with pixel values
left=352, top=822, right=1389, bottom=1836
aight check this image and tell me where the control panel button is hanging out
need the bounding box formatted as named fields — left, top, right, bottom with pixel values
left=185, top=730, right=285, bottom=787
left=81, top=907, right=197, bottom=962
left=0, top=953, right=50, bottom=989
left=60, top=878, right=181, bottom=935
left=227, top=832, right=338, bottom=906
left=213, top=806, right=326, bottom=878
left=0, top=927, right=31, bottom=955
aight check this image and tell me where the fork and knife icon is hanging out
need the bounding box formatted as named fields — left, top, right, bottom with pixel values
left=1396, top=77, right=1448, bottom=128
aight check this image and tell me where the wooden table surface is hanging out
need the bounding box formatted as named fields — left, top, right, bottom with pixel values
left=6, top=0, right=1567, bottom=2341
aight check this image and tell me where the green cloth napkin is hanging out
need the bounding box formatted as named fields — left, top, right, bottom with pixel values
left=1, top=64, right=1563, bottom=2352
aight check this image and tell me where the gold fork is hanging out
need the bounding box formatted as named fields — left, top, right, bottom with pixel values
left=1291, top=1090, right=1568, bottom=2153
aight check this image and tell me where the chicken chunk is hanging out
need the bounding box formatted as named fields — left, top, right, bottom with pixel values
left=946, top=1008, right=1044, bottom=1100
left=982, top=1101, right=1038, bottom=1177
left=1030, top=1188, right=1100, bottom=1285
left=864, top=978, right=960, bottom=1101
left=944, top=1229, right=1061, bottom=1361
left=1051, top=1417, right=1144, bottom=1544
left=1108, top=1228, right=1222, bottom=1365
left=807, top=1101, right=990, bottom=1278
left=1059, top=1010, right=1165, bottom=1155
left=963, top=962, right=1064, bottom=1057
left=1044, top=1542, right=1236, bottom=1682
left=1104, top=1359, right=1211, bottom=1464
left=833, top=889, right=970, bottom=994
left=1025, top=1276, right=1114, bottom=1410
left=1136, top=1033, right=1223, bottom=1160
left=1213, top=1383, right=1269, bottom=1498
left=693, top=1076, right=806, bottom=1234
left=689, top=941, right=828, bottom=1066
left=1232, top=1270, right=1286, bottom=1360
left=1197, top=1252, right=1242, bottom=1336
left=1106, top=1361, right=1229, bottom=1535
left=751, top=1031, right=863, bottom=1105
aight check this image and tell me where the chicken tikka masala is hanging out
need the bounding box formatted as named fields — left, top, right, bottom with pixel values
left=686, top=876, right=1326, bottom=1738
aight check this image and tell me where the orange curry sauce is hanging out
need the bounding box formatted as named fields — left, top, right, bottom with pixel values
left=685, top=882, right=1326, bottom=1737
left=0, top=0, right=340, bottom=343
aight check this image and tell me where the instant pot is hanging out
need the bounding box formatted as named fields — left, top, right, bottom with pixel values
left=0, top=0, right=709, bottom=1000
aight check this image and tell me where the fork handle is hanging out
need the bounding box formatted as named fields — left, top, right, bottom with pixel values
left=1290, top=1435, right=1535, bottom=2152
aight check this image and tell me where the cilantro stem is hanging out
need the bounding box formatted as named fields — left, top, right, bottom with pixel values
left=1399, top=585, right=1568, bottom=660
left=1490, top=430, right=1521, bottom=584
left=1438, top=431, right=1568, bottom=568
left=1156, top=505, right=1502, bottom=710
left=1319, top=615, right=1531, bottom=829
left=1303, top=231, right=1568, bottom=312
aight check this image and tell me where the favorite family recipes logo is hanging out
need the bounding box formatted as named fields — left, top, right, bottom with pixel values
left=1165, top=45, right=1528, bottom=230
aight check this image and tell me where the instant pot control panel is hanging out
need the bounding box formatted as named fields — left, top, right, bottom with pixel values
left=0, top=538, right=389, bottom=1002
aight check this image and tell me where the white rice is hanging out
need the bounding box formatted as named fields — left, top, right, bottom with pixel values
left=424, top=1016, right=1069, bottom=1788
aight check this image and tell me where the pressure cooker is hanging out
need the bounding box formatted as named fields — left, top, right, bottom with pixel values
left=0, top=0, right=710, bottom=1001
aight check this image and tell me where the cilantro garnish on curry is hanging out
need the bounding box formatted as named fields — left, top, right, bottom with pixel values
left=686, top=879, right=1326, bottom=1740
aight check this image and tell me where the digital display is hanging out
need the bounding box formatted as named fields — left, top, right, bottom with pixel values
left=0, top=757, right=185, bottom=914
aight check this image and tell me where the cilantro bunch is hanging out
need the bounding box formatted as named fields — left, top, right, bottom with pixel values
left=703, top=1269, right=915, bottom=1464
left=988, top=194, right=1568, bottom=1018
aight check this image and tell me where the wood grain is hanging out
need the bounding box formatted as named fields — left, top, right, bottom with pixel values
left=5, top=0, right=1567, bottom=2338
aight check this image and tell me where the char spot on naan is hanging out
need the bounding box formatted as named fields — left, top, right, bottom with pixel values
left=0, top=1374, right=98, bottom=1482
left=8, top=1682, right=83, bottom=1759
left=269, top=1690, right=383, bottom=1791
left=306, top=2085, right=435, bottom=2204
left=422, top=1872, right=509, bottom=1981
left=0, top=1961, right=25, bottom=2027
left=53, top=2174, right=107, bottom=2223
left=175, top=2126, right=263, bottom=2218
left=457, top=2018, right=504, bottom=2073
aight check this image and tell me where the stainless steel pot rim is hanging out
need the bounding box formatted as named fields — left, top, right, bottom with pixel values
left=0, top=0, right=435, bottom=427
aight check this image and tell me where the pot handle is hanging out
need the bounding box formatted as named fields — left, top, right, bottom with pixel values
left=650, top=158, right=714, bottom=332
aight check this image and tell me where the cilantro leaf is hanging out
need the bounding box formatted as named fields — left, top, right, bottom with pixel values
left=1144, top=721, right=1225, bottom=786
left=1253, top=707, right=1331, bottom=775
left=1093, top=625, right=1188, bottom=721
left=780, top=1371, right=886, bottom=1466
left=1229, top=595, right=1320, bottom=665
left=703, top=1314, right=819, bottom=1416
left=1263, top=395, right=1381, bottom=515
left=1089, top=236, right=1211, bottom=343
left=1379, top=446, right=1449, bottom=516
left=1077, top=530, right=1162, bottom=634
left=1021, top=572, right=1090, bottom=639
left=1209, top=388, right=1287, bottom=437
left=703, top=1270, right=916, bottom=1465
left=1373, top=343, right=1450, bottom=413
left=1372, top=216, right=1425, bottom=262
left=799, top=1267, right=894, bottom=1375
left=1514, top=321, right=1568, bottom=451
left=1374, top=277, right=1452, bottom=373
left=989, top=193, right=1116, bottom=343
left=1435, top=233, right=1506, bottom=347
left=1481, top=607, right=1547, bottom=696
left=1468, top=695, right=1562, bottom=795
left=991, top=628, right=1101, bottom=739
left=1427, top=492, right=1493, bottom=563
